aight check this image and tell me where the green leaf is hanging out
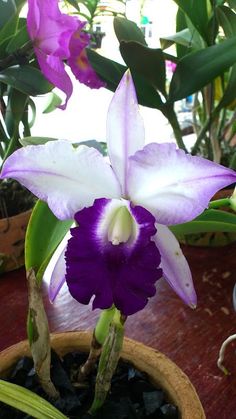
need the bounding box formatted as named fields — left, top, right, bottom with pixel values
left=0, top=0, right=25, bottom=51
left=0, top=380, right=67, bottom=419
left=21, top=111, right=31, bottom=137
left=28, top=98, right=36, bottom=128
left=43, top=92, right=62, bottom=113
left=160, top=28, right=196, bottom=50
left=20, top=136, right=107, bottom=156
left=87, top=49, right=164, bottom=109
left=0, top=119, right=9, bottom=142
left=170, top=209, right=236, bottom=235
left=0, top=15, right=19, bottom=54
left=77, top=0, right=97, bottom=17
left=0, top=0, right=16, bottom=31
left=6, top=22, right=29, bottom=53
left=0, top=65, right=52, bottom=96
left=175, top=7, right=189, bottom=58
left=169, top=35, right=236, bottom=101
left=229, top=150, right=236, bottom=169
left=113, top=17, right=147, bottom=45
left=87, top=48, right=124, bottom=91
left=19, top=136, right=57, bottom=146
left=216, top=5, right=236, bottom=37
left=25, top=201, right=72, bottom=282
left=15, top=0, right=26, bottom=9
left=173, top=0, right=210, bottom=42
left=65, top=0, right=81, bottom=11
left=78, top=140, right=107, bottom=155
left=215, top=63, right=236, bottom=111
left=5, top=88, right=28, bottom=137
left=228, top=0, right=236, bottom=9
left=120, top=41, right=166, bottom=96
left=216, top=0, right=226, bottom=5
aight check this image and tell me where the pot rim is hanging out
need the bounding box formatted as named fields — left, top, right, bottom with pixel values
left=0, top=208, right=32, bottom=223
left=0, top=330, right=205, bottom=419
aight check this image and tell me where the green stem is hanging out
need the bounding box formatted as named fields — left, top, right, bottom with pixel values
left=209, top=198, right=231, bottom=209
left=229, top=151, right=236, bottom=170
left=77, top=331, right=102, bottom=383
left=166, top=107, right=187, bottom=152
left=0, top=41, right=33, bottom=70
left=217, top=107, right=226, bottom=145
left=95, top=306, right=116, bottom=345
left=76, top=307, right=116, bottom=383
left=89, top=309, right=126, bottom=414
left=191, top=111, right=216, bottom=155
left=0, top=131, right=19, bottom=170
left=0, top=142, right=5, bottom=159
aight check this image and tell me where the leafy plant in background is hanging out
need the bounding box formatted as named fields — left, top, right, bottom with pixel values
left=65, top=0, right=126, bottom=30
left=0, top=0, right=106, bottom=219
left=87, top=0, right=236, bottom=168
left=64, top=0, right=126, bottom=48
left=0, top=0, right=53, bottom=218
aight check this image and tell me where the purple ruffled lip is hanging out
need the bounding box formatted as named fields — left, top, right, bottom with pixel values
left=65, top=198, right=162, bottom=316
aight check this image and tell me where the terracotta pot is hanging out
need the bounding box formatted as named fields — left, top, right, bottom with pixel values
left=0, top=331, right=205, bottom=419
left=0, top=209, right=31, bottom=274
left=177, top=188, right=236, bottom=247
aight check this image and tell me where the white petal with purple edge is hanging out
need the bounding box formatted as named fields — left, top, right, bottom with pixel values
left=45, top=228, right=74, bottom=302
left=128, top=142, right=236, bottom=225
left=153, top=224, right=197, bottom=307
left=48, top=244, right=67, bottom=303
left=1, top=140, right=121, bottom=220
left=107, top=70, right=145, bottom=196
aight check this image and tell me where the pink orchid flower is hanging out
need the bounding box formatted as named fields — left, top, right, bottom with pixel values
left=27, top=0, right=105, bottom=109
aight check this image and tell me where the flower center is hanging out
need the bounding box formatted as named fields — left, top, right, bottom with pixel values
left=107, top=206, right=134, bottom=245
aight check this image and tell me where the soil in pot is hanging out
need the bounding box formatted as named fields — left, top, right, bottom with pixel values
left=0, top=179, right=36, bottom=219
left=0, top=179, right=36, bottom=274
left=0, top=349, right=178, bottom=419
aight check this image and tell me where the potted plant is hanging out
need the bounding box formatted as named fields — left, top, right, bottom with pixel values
left=0, top=331, right=205, bottom=418
left=2, top=40, right=236, bottom=417
left=1, top=0, right=236, bottom=416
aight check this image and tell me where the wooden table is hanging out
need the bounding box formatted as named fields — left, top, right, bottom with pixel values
left=1, top=243, right=236, bottom=418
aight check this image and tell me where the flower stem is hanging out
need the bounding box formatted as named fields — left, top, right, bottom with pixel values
left=95, top=306, right=116, bottom=345
left=167, top=107, right=187, bottom=152
left=77, top=331, right=102, bottom=383
left=89, top=310, right=126, bottom=414
left=77, top=307, right=116, bottom=383
left=0, top=41, right=33, bottom=70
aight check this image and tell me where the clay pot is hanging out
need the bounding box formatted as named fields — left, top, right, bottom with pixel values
left=0, top=209, right=31, bottom=274
left=0, top=331, right=205, bottom=419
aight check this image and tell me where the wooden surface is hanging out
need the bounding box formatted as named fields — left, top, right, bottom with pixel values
left=0, top=243, right=236, bottom=418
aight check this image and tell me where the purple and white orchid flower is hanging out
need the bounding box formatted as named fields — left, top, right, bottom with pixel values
left=1, top=71, right=236, bottom=316
left=27, top=0, right=105, bottom=109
